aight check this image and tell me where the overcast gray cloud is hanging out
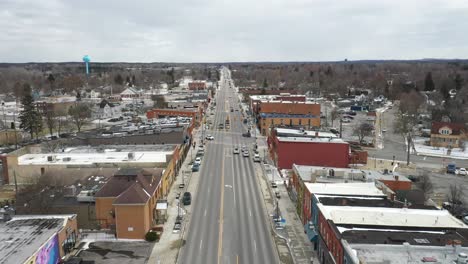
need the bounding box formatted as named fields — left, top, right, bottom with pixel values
left=1, top=0, right=468, bottom=62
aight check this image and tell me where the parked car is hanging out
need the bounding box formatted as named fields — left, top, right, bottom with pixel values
left=345, top=111, right=357, bottom=116
left=194, top=157, right=202, bottom=166
left=192, top=163, right=200, bottom=172
left=456, top=168, right=468, bottom=176
left=253, top=154, right=261, bottom=162
left=341, top=118, right=351, bottom=123
left=206, top=135, right=214, bottom=140
left=242, top=131, right=251, bottom=137
left=182, top=192, right=192, bottom=205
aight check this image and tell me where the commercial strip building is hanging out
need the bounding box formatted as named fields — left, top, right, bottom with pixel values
left=1, top=144, right=185, bottom=197
left=286, top=177, right=468, bottom=264
left=289, top=164, right=413, bottom=228
left=259, top=113, right=321, bottom=136
left=316, top=204, right=468, bottom=264
left=0, top=213, right=79, bottom=264
left=267, top=128, right=350, bottom=169
left=248, top=94, right=307, bottom=114
left=252, top=99, right=321, bottom=135
left=95, top=168, right=166, bottom=239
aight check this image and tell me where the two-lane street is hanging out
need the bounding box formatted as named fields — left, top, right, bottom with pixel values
left=179, top=68, right=278, bottom=264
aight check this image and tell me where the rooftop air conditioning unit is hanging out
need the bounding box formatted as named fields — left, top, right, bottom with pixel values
left=47, top=155, right=55, bottom=162
left=128, top=152, right=135, bottom=160
left=63, top=157, right=71, bottom=162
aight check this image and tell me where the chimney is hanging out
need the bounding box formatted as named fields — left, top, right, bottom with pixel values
left=394, top=175, right=399, bottom=181
left=315, top=131, right=319, bottom=137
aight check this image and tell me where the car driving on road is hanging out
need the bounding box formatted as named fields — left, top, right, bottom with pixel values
left=243, top=150, right=250, bottom=157
left=233, top=147, right=240, bottom=154
left=205, top=135, right=214, bottom=140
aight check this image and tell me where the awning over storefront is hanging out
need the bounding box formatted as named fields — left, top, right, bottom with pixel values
left=304, top=222, right=317, bottom=242
left=156, top=200, right=168, bottom=210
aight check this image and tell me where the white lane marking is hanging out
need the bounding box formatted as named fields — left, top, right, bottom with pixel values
left=200, top=239, right=203, bottom=249
left=250, top=209, right=252, bottom=217
left=254, top=240, right=257, bottom=252
left=225, top=184, right=232, bottom=188
left=204, top=209, right=207, bottom=217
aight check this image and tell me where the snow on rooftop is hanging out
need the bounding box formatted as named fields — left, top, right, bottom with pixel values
left=319, top=204, right=467, bottom=228
left=18, top=151, right=173, bottom=165
left=304, top=182, right=385, bottom=197
left=275, top=128, right=338, bottom=138
left=277, top=136, right=346, bottom=144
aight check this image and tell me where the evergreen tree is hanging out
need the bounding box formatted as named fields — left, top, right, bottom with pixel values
left=19, top=84, right=42, bottom=139
left=131, top=75, right=136, bottom=86
left=263, top=78, right=268, bottom=88
left=454, top=73, right=464, bottom=90
left=424, top=72, right=435, bottom=91
left=114, top=74, right=123, bottom=85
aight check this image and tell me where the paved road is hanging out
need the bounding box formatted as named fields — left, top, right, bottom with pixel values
left=179, top=68, right=278, bottom=264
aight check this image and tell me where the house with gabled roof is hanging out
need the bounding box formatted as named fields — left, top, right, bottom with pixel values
left=94, top=168, right=164, bottom=239
left=430, top=121, right=466, bottom=148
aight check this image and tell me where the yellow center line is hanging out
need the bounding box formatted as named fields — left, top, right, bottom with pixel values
left=217, top=149, right=225, bottom=264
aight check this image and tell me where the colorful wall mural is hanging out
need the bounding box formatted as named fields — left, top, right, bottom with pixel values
left=25, top=235, right=60, bottom=264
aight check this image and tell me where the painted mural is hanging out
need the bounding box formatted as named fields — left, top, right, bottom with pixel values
left=27, top=235, right=60, bottom=264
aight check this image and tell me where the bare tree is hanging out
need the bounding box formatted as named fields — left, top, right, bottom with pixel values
left=448, top=184, right=465, bottom=214
left=353, top=121, right=373, bottom=144
left=394, top=91, right=424, bottom=165
left=44, top=109, right=56, bottom=137
left=68, top=103, right=92, bottom=132
left=330, top=107, right=339, bottom=127
left=417, top=172, right=433, bottom=201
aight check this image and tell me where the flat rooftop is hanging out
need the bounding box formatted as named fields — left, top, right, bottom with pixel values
left=277, top=136, right=347, bottom=144
left=18, top=145, right=175, bottom=165
left=340, top=227, right=468, bottom=246
left=316, top=195, right=436, bottom=209
left=0, top=215, right=73, bottom=264
left=304, top=182, right=386, bottom=197
left=319, top=204, right=467, bottom=228
left=349, top=244, right=468, bottom=264
left=275, top=128, right=338, bottom=139
left=293, top=164, right=410, bottom=183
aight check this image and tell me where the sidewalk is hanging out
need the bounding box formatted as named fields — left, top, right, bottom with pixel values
left=147, top=128, right=202, bottom=264
left=255, top=137, right=317, bottom=264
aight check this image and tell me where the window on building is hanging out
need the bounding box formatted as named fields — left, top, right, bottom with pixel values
left=271, top=119, right=273, bottom=125
left=308, top=119, right=311, bottom=126
left=299, top=119, right=302, bottom=125
left=289, top=119, right=292, bottom=126
left=280, top=119, right=283, bottom=125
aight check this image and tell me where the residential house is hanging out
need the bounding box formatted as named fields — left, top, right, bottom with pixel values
left=120, top=87, right=141, bottom=99
left=430, top=122, right=466, bottom=148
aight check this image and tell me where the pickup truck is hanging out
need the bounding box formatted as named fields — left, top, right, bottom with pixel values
left=447, top=163, right=457, bottom=174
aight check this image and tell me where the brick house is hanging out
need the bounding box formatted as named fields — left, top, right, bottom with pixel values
left=95, top=168, right=164, bottom=239
left=430, top=122, right=466, bottom=148
left=188, top=81, right=206, bottom=90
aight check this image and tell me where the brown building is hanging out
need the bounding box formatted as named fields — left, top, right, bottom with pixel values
left=188, top=81, right=206, bottom=90
left=430, top=122, right=466, bottom=148
left=255, top=100, right=321, bottom=135
left=95, top=168, right=165, bottom=239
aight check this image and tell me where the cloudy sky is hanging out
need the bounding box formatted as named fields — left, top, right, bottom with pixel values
left=1, top=0, right=468, bottom=62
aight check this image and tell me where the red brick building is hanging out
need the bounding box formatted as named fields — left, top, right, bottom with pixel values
left=267, top=129, right=350, bottom=169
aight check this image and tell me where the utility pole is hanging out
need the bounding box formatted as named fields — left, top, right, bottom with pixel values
left=339, top=119, right=343, bottom=138
left=14, top=171, right=18, bottom=214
